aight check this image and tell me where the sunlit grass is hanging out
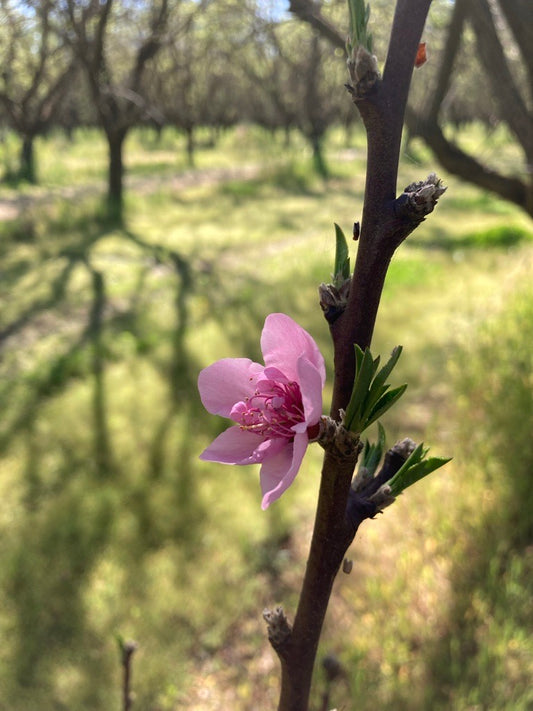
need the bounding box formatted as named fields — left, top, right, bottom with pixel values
left=0, top=125, right=532, bottom=710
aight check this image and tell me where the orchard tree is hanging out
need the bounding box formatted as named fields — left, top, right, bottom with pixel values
left=243, top=13, right=349, bottom=175
left=0, top=0, right=76, bottom=182
left=59, top=0, right=170, bottom=217
left=148, top=0, right=238, bottom=167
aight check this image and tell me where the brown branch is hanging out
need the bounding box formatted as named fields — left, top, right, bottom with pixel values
left=331, top=0, right=433, bottom=417
left=271, top=4, right=436, bottom=709
left=426, top=0, right=468, bottom=124
left=497, top=0, right=533, bottom=83
left=289, top=0, right=345, bottom=51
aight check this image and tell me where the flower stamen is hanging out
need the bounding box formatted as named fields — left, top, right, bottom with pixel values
left=235, top=380, right=305, bottom=439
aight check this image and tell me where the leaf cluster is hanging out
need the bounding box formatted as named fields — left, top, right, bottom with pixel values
left=387, top=442, right=451, bottom=496
left=344, top=345, right=406, bottom=435
left=346, top=0, right=373, bottom=55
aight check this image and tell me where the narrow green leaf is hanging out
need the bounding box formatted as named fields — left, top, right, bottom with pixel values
left=334, top=223, right=350, bottom=281
left=358, top=346, right=403, bottom=424
left=354, top=344, right=364, bottom=374
left=364, top=421, right=386, bottom=476
left=363, top=383, right=407, bottom=431
left=387, top=443, right=433, bottom=489
left=360, top=381, right=389, bottom=425
left=345, top=347, right=376, bottom=430
left=388, top=457, right=452, bottom=496
left=372, top=345, right=403, bottom=394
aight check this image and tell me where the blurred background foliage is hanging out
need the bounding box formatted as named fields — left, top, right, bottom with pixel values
left=0, top=0, right=532, bottom=709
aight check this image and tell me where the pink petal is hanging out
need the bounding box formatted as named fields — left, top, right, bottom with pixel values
left=200, top=426, right=266, bottom=465
left=198, top=358, right=264, bottom=417
left=297, top=355, right=324, bottom=426
left=261, top=313, right=325, bottom=386
left=260, top=432, right=308, bottom=509
left=200, top=428, right=287, bottom=466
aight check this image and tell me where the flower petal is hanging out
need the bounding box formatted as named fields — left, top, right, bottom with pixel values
left=261, top=313, right=325, bottom=385
left=198, top=358, right=264, bottom=417
left=200, top=426, right=267, bottom=465
left=260, top=432, right=308, bottom=509
left=297, top=355, right=324, bottom=426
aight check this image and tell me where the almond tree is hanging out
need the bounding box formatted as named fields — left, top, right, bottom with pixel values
left=147, top=0, right=238, bottom=167
left=59, top=0, right=170, bottom=217
left=0, top=0, right=76, bottom=182
left=243, top=16, right=349, bottom=177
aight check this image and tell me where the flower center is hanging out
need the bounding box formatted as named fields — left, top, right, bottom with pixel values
left=233, top=380, right=305, bottom=439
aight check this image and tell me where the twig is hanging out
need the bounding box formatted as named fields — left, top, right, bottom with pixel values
left=271, top=3, right=437, bottom=710
left=119, top=638, right=138, bottom=711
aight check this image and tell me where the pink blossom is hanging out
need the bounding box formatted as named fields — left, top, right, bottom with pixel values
left=198, top=313, right=326, bottom=509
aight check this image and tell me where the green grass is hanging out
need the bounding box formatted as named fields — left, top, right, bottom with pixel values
left=0, top=125, right=532, bottom=710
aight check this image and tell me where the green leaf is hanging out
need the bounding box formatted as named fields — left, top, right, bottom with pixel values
left=333, top=223, right=350, bottom=282
left=347, top=0, right=372, bottom=51
left=361, top=422, right=387, bottom=476
left=344, top=346, right=376, bottom=430
left=363, top=383, right=407, bottom=431
left=372, top=346, right=403, bottom=394
left=358, top=346, right=402, bottom=424
left=388, top=457, right=452, bottom=497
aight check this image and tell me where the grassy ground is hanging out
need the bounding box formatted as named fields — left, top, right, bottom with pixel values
left=0, top=125, right=531, bottom=710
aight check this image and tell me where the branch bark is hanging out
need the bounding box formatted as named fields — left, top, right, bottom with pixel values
left=271, top=3, right=435, bottom=710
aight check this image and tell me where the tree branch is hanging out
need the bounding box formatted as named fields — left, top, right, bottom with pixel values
left=426, top=0, right=467, bottom=124
left=467, top=0, right=533, bottom=163
left=405, top=106, right=531, bottom=216
left=271, top=3, right=436, bottom=710
left=331, top=0, right=433, bottom=418
left=497, top=0, right=533, bottom=83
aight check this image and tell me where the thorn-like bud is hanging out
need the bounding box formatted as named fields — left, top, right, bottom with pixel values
left=319, top=277, right=351, bottom=324
left=391, top=437, right=417, bottom=459
left=263, top=606, right=292, bottom=649
left=397, top=173, right=447, bottom=218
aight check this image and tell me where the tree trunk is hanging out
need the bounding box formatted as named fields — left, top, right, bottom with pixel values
left=106, top=128, right=127, bottom=219
left=310, top=132, right=328, bottom=178
left=185, top=125, right=195, bottom=168
left=20, top=135, right=36, bottom=183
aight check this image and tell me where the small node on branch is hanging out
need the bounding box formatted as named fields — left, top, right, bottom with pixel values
left=315, top=415, right=362, bottom=461
left=319, top=278, right=351, bottom=323
left=346, top=46, right=380, bottom=99
left=263, top=606, right=292, bottom=652
left=368, top=483, right=395, bottom=510
left=391, top=437, right=417, bottom=460
left=395, top=173, right=447, bottom=220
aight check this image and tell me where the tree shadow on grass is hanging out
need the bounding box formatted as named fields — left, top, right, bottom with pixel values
left=0, top=191, right=328, bottom=707
left=0, top=204, right=211, bottom=707
left=417, top=223, right=532, bottom=252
